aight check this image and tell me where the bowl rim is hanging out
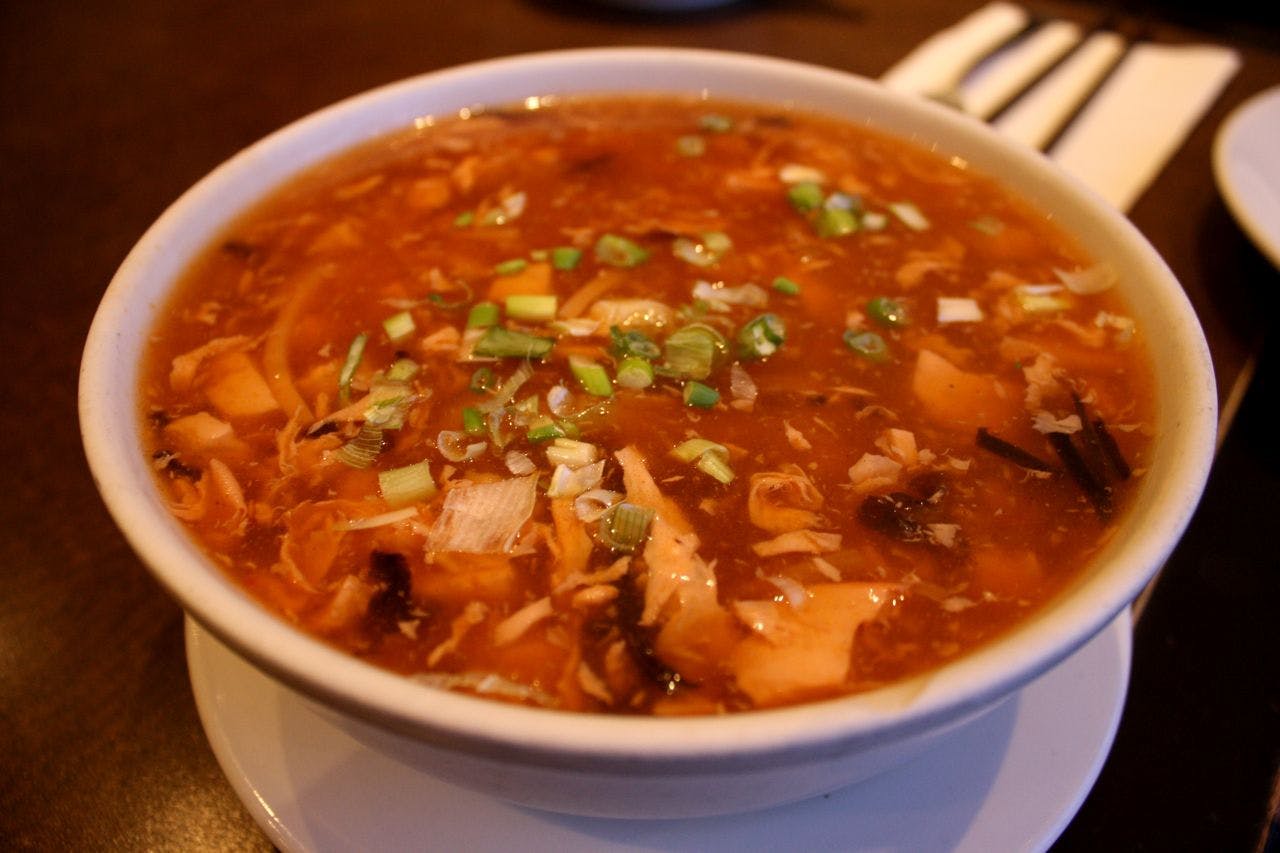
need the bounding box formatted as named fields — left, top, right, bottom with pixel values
left=79, top=45, right=1217, bottom=766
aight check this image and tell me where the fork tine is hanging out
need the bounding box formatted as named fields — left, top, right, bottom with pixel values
left=961, top=19, right=1084, bottom=120
left=991, top=28, right=1129, bottom=149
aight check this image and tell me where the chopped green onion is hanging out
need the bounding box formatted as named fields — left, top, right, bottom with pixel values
left=469, top=367, right=496, bottom=393
left=969, top=215, right=1004, bottom=236
left=384, top=357, right=419, bottom=382
left=363, top=389, right=412, bottom=429
left=860, top=211, right=888, bottom=231
left=467, top=301, right=500, bottom=329
left=453, top=210, right=474, bottom=227
left=594, top=233, right=649, bottom=268
left=461, top=406, right=485, bottom=435
left=609, top=326, right=661, bottom=361
left=683, top=381, right=720, bottom=408
left=382, top=310, right=416, bottom=343
left=493, top=257, right=528, bottom=276
left=1014, top=286, right=1070, bottom=315
left=738, top=313, right=786, bottom=359
left=671, top=438, right=734, bottom=483
left=889, top=201, right=930, bottom=231
left=673, top=231, right=733, bottom=268
left=671, top=437, right=728, bottom=463
left=504, top=294, right=558, bottom=321
left=378, top=460, right=437, bottom=507
left=337, top=332, right=368, bottom=405
left=787, top=181, right=825, bottom=212
left=472, top=326, right=555, bottom=359
left=569, top=355, right=613, bottom=397
left=615, top=356, right=654, bottom=389
left=551, top=246, right=582, bottom=270
left=675, top=134, right=706, bottom=157
left=336, top=424, right=383, bottom=468
left=698, top=113, right=733, bottom=133
left=529, top=249, right=548, bottom=262
left=814, top=207, right=858, bottom=238
left=867, top=296, right=909, bottom=328
left=696, top=451, right=735, bottom=484
left=437, top=430, right=486, bottom=462
left=772, top=276, right=801, bottom=296
left=526, top=417, right=567, bottom=443
left=475, top=362, right=534, bottom=413
left=598, top=502, right=655, bottom=553
left=545, top=438, right=599, bottom=468
left=426, top=278, right=474, bottom=309
left=779, top=164, right=827, bottom=185
left=843, top=329, right=890, bottom=363
left=662, top=323, right=728, bottom=380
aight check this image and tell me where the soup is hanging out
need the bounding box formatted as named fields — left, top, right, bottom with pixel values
left=140, top=96, right=1154, bottom=715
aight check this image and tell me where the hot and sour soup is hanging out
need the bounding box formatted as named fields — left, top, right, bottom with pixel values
left=141, top=96, right=1154, bottom=715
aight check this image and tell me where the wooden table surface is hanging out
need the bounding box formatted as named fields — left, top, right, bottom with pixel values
left=3, top=1, right=1277, bottom=849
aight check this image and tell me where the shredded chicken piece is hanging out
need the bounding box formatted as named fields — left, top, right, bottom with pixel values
left=747, top=467, right=824, bottom=534
left=426, top=602, right=489, bottom=667
left=169, top=334, right=252, bottom=393
left=730, top=582, right=898, bottom=707
left=848, top=453, right=902, bottom=493
left=493, top=596, right=554, bottom=646
left=262, top=265, right=332, bottom=421
left=782, top=420, right=812, bottom=451
left=752, top=529, right=842, bottom=557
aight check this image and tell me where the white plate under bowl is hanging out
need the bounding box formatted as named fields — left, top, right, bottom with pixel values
left=1214, top=84, right=1280, bottom=270
left=187, top=611, right=1130, bottom=852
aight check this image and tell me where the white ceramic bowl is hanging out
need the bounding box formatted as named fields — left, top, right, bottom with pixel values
left=79, top=47, right=1217, bottom=819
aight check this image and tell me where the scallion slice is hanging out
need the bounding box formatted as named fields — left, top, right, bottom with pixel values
left=336, top=423, right=383, bottom=468
left=671, top=437, right=728, bottom=463
left=493, top=257, right=528, bottom=276
left=889, top=201, right=931, bottom=231
left=867, top=296, right=909, bottom=328
left=594, top=234, right=649, bottom=268
left=670, top=435, right=732, bottom=481
left=787, top=181, right=825, bottom=212
left=378, top=460, right=437, bottom=506
left=843, top=329, right=890, bottom=363
left=598, top=502, right=656, bottom=553
left=551, top=246, right=582, bottom=270
left=615, top=356, right=654, bottom=389
left=738, top=313, right=786, bottom=359
left=461, top=406, right=485, bottom=436
left=384, top=357, right=419, bottom=382
left=772, top=276, right=801, bottom=296
left=662, top=323, right=728, bottom=380
left=569, top=355, right=613, bottom=397
left=382, top=310, right=416, bottom=343
left=609, top=326, right=661, bottom=361
left=472, top=326, right=555, bottom=359
left=467, top=301, right=500, bottom=329
left=337, top=332, right=368, bottom=405
left=545, top=438, right=599, bottom=468
left=683, top=381, right=720, bottom=408
left=698, top=113, right=733, bottom=133
left=453, top=210, right=474, bottom=228
left=437, top=430, right=487, bottom=462
left=469, top=366, right=496, bottom=393
left=814, top=207, right=858, bottom=238
left=505, top=294, right=558, bottom=322
left=526, top=417, right=567, bottom=443
left=675, top=134, right=706, bottom=157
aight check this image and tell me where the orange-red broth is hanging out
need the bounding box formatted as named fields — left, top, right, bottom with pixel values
left=141, top=96, right=1154, bottom=715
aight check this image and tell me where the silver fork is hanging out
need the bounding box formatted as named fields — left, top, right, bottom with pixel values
left=880, top=2, right=1240, bottom=211
left=883, top=2, right=1132, bottom=153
